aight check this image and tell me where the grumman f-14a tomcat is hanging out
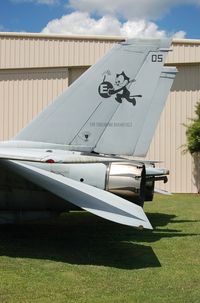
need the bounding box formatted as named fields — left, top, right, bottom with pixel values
left=0, top=38, right=177, bottom=229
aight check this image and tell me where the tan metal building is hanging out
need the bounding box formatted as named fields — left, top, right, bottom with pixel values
left=0, top=32, right=199, bottom=193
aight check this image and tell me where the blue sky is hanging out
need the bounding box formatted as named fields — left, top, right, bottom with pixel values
left=0, top=0, right=200, bottom=38
left=156, top=4, right=200, bottom=38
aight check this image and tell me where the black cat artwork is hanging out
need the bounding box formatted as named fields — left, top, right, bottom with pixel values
left=114, top=72, right=137, bottom=104
left=98, top=71, right=142, bottom=106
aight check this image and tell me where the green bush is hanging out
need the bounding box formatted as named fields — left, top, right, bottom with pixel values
left=185, top=102, right=200, bottom=154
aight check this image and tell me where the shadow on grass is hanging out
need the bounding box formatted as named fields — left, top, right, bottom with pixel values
left=0, top=212, right=198, bottom=270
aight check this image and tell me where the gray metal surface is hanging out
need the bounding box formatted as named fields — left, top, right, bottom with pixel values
left=15, top=39, right=172, bottom=158
left=0, top=159, right=152, bottom=229
left=106, top=162, right=145, bottom=204
left=134, top=67, right=177, bottom=156
left=94, top=48, right=172, bottom=155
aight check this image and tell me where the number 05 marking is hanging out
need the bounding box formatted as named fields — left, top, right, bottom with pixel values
left=151, top=54, right=163, bottom=62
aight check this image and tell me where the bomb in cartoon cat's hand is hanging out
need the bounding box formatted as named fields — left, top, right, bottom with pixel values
left=98, top=71, right=142, bottom=105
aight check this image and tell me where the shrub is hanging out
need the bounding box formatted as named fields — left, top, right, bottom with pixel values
left=185, top=102, right=200, bottom=154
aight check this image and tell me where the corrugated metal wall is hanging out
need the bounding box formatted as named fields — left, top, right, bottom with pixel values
left=0, top=67, right=68, bottom=140
left=166, top=39, right=200, bottom=64
left=0, top=33, right=122, bottom=69
left=147, top=65, right=200, bottom=193
left=0, top=33, right=199, bottom=193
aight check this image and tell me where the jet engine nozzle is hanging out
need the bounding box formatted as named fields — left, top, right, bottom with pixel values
left=106, top=162, right=146, bottom=207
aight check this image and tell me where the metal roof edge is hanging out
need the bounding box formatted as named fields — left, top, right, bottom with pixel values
left=172, top=38, right=200, bottom=45
left=1, top=32, right=199, bottom=45
left=0, top=31, right=126, bottom=41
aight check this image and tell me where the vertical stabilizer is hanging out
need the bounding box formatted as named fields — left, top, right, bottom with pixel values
left=133, top=67, right=177, bottom=156
left=15, top=39, right=173, bottom=153
left=94, top=45, right=173, bottom=155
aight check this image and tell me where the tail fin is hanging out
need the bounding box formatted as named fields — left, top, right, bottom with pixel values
left=15, top=38, right=172, bottom=154
left=133, top=67, right=177, bottom=156
left=94, top=66, right=177, bottom=155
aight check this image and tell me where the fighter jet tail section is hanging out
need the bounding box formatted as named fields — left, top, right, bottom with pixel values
left=95, top=66, right=177, bottom=156
left=15, top=39, right=173, bottom=157
left=133, top=67, right=177, bottom=156
left=0, top=159, right=152, bottom=229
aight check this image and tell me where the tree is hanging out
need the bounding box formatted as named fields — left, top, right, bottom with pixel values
left=185, top=102, right=200, bottom=154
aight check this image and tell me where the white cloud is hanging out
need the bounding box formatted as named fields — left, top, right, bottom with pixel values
left=42, top=11, right=186, bottom=38
left=11, top=0, right=59, bottom=5
left=42, top=13, right=121, bottom=35
left=120, top=20, right=167, bottom=38
left=172, top=31, right=187, bottom=39
left=68, top=0, right=200, bottom=20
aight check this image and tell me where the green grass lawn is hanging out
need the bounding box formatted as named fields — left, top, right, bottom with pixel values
left=0, top=194, right=200, bottom=303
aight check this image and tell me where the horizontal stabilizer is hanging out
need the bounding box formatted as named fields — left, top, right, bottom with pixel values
left=154, top=188, right=172, bottom=195
left=0, top=159, right=152, bottom=229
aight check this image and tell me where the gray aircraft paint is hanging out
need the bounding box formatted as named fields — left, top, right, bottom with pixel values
left=0, top=38, right=176, bottom=226
left=15, top=39, right=172, bottom=158
left=133, top=67, right=177, bottom=156
left=0, top=160, right=152, bottom=229
left=16, top=40, right=149, bottom=144
left=94, top=50, right=171, bottom=155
